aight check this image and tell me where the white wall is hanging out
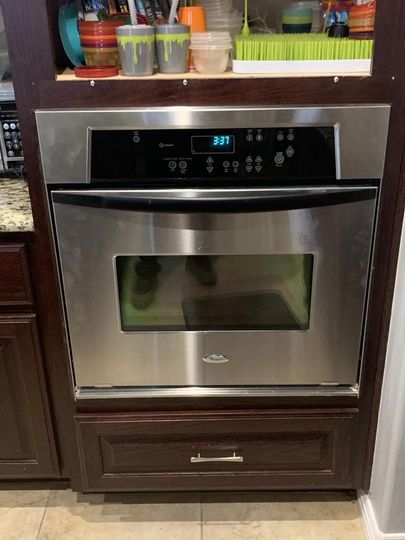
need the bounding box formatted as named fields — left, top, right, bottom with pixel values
left=364, top=211, right=405, bottom=537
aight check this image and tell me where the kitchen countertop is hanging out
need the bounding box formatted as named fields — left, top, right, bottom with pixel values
left=0, top=178, right=34, bottom=233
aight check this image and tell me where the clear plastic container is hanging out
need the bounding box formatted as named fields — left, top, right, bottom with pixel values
left=197, top=0, right=243, bottom=35
left=191, top=47, right=231, bottom=73
left=191, top=31, right=232, bottom=42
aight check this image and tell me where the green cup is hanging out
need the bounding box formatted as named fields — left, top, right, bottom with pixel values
left=155, top=24, right=191, bottom=74
left=116, top=25, right=155, bottom=77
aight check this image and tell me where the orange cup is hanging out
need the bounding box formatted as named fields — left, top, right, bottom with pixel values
left=178, top=6, right=207, bottom=69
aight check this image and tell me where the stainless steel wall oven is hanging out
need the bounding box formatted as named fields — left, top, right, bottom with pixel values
left=36, top=106, right=390, bottom=399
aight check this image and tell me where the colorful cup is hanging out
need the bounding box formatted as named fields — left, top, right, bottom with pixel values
left=155, top=24, right=190, bottom=74
left=348, top=2, right=376, bottom=36
left=79, top=20, right=123, bottom=66
left=178, top=7, right=207, bottom=69
left=79, top=20, right=124, bottom=35
left=81, top=47, right=121, bottom=66
left=116, top=25, right=155, bottom=77
left=282, top=7, right=312, bottom=33
left=282, top=23, right=312, bottom=33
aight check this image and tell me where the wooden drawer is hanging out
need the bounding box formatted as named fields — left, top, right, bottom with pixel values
left=75, top=409, right=357, bottom=492
left=0, top=245, right=33, bottom=306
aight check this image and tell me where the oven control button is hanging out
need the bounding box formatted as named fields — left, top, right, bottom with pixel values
left=168, top=161, right=177, bottom=170
left=10, top=123, right=16, bottom=130
left=206, top=156, right=214, bottom=164
left=256, top=134, right=263, bottom=142
left=255, top=165, right=263, bottom=173
left=246, top=165, right=253, bottom=173
left=7, top=150, right=15, bottom=157
left=274, top=154, right=285, bottom=165
left=287, top=133, right=295, bottom=141
left=246, top=155, right=253, bottom=163
left=255, top=156, right=262, bottom=163
left=246, top=133, right=254, bottom=142
left=6, top=141, right=12, bottom=149
left=179, top=161, right=187, bottom=169
left=286, top=146, right=295, bottom=158
left=3, top=123, right=9, bottom=130
left=4, top=132, right=11, bottom=139
left=207, top=166, right=214, bottom=173
left=276, top=132, right=284, bottom=142
left=223, top=161, right=230, bottom=169
left=13, top=143, right=20, bottom=150
left=232, top=161, right=239, bottom=168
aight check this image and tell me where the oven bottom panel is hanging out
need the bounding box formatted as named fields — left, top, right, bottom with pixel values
left=75, top=409, right=357, bottom=492
left=75, top=385, right=359, bottom=399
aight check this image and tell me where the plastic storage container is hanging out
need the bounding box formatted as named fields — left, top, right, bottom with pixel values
left=197, top=0, right=243, bottom=36
left=190, top=32, right=232, bottom=73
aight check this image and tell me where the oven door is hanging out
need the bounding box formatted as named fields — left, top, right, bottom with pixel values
left=52, top=187, right=377, bottom=394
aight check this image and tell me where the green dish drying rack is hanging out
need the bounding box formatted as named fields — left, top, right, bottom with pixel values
left=234, top=34, right=373, bottom=62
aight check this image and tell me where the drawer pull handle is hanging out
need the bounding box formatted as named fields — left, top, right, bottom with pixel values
left=190, top=452, right=244, bottom=463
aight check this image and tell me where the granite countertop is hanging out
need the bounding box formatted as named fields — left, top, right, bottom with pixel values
left=0, top=178, right=34, bottom=233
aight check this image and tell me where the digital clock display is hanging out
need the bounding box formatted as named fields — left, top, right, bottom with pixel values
left=191, top=135, right=235, bottom=154
left=213, top=135, right=231, bottom=147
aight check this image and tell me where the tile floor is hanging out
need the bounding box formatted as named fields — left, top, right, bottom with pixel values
left=0, top=486, right=366, bottom=540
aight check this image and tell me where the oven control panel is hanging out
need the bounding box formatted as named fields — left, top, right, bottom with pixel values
left=90, top=127, right=336, bottom=182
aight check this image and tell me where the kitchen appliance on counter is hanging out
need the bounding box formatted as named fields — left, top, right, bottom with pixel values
left=0, top=7, right=23, bottom=175
left=0, top=100, right=23, bottom=173
left=0, top=84, right=23, bottom=174
left=36, top=106, right=390, bottom=399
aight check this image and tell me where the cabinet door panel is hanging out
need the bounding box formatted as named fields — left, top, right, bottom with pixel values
left=0, top=316, right=57, bottom=477
left=0, top=245, right=33, bottom=306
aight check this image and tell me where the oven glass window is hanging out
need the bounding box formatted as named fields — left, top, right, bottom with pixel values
left=116, top=255, right=313, bottom=332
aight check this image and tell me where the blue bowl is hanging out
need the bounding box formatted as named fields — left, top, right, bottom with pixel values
left=59, top=2, right=85, bottom=67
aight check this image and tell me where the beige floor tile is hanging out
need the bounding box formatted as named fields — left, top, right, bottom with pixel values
left=202, top=492, right=366, bottom=540
left=37, top=489, right=202, bottom=540
left=0, top=485, right=49, bottom=540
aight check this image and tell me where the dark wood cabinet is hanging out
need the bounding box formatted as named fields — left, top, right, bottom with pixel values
left=0, top=315, right=57, bottom=477
left=0, top=244, right=33, bottom=306
left=75, top=409, right=357, bottom=492
left=1, top=0, right=405, bottom=492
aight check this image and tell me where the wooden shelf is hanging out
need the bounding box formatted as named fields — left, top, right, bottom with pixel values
left=57, top=68, right=371, bottom=82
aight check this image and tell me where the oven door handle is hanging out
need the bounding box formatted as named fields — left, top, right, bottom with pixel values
left=52, top=188, right=376, bottom=214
